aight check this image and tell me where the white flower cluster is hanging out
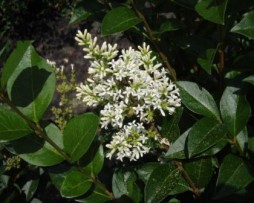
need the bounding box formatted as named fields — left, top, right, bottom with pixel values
left=75, top=29, right=181, bottom=162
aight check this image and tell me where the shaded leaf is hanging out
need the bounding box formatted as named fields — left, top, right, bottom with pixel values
left=69, top=7, right=91, bottom=25
left=197, top=47, right=218, bottom=74
left=220, top=86, right=251, bottom=136
left=137, top=162, right=160, bottom=184
left=231, top=11, right=254, bottom=39
left=0, top=108, right=32, bottom=141
left=112, top=170, right=141, bottom=203
left=145, top=164, right=188, bottom=203
left=195, top=0, right=229, bottom=24
left=177, top=81, right=221, bottom=121
left=159, top=107, right=182, bottom=142
left=76, top=186, right=111, bottom=203
left=243, top=75, right=254, bottom=85
left=5, top=43, right=55, bottom=122
left=236, top=128, right=248, bottom=154
left=22, top=179, right=39, bottom=201
left=184, top=158, right=213, bottom=188
left=10, top=124, right=64, bottom=166
left=158, top=19, right=183, bottom=33
left=187, top=118, right=227, bottom=157
left=60, top=171, right=92, bottom=198
left=63, top=113, right=99, bottom=162
left=164, top=128, right=190, bottom=159
left=101, top=7, right=141, bottom=36
left=214, top=154, right=254, bottom=199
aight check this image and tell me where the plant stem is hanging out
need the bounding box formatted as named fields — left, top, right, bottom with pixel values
left=92, top=176, right=114, bottom=199
left=0, top=92, right=72, bottom=163
left=131, top=0, right=177, bottom=81
left=173, top=160, right=202, bottom=198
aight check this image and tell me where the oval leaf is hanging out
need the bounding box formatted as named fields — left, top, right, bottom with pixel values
left=5, top=43, right=56, bottom=122
left=214, top=154, right=254, bottom=199
left=145, top=164, right=188, bottom=203
left=187, top=118, right=227, bottom=157
left=177, top=81, right=221, bottom=121
left=0, top=107, right=32, bottom=141
left=195, top=0, right=229, bottom=25
left=231, top=11, right=254, bottom=39
left=60, top=171, right=92, bottom=198
left=220, top=86, right=251, bottom=136
left=9, top=124, right=64, bottom=166
left=63, top=113, right=99, bottom=162
left=101, top=7, right=141, bottom=36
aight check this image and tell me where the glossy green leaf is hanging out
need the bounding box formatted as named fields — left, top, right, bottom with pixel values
left=177, top=81, right=221, bottom=121
left=60, top=170, right=93, bottom=198
left=4, top=42, right=55, bottom=122
left=195, top=0, right=229, bottom=24
left=112, top=170, right=141, bottom=203
left=214, top=154, right=254, bottom=199
left=76, top=186, right=111, bottom=203
left=184, top=158, right=213, bottom=188
left=187, top=118, right=227, bottom=157
left=0, top=108, right=32, bottom=141
left=231, top=11, right=254, bottom=39
left=220, top=86, right=251, bottom=136
left=101, top=7, right=141, bottom=36
left=236, top=128, right=248, bottom=153
left=1, top=41, right=32, bottom=88
left=10, top=124, right=64, bottom=166
left=22, top=179, right=39, bottom=201
left=63, top=113, right=99, bottom=162
left=164, top=128, right=190, bottom=159
left=243, top=75, right=254, bottom=85
left=160, top=108, right=182, bottom=142
left=81, top=145, right=104, bottom=177
left=145, top=164, right=188, bottom=203
left=197, top=48, right=218, bottom=74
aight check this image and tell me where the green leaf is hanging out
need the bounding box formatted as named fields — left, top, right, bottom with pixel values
left=81, top=144, right=104, bottom=177
left=195, top=0, right=229, bottom=24
left=10, top=124, right=64, bottom=166
left=220, top=86, right=251, bottom=136
left=177, top=81, right=221, bottom=121
left=69, top=7, right=91, bottom=25
left=158, top=19, right=183, bottom=33
left=0, top=108, right=32, bottom=141
left=214, top=154, right=254, bottom=199
left=112, top=170, right=141, bottom=203
left=243, top=75, right=254, bottom=85
left=137, top=162, right=160, bottom=184
left=187, top=118, right=227, bottom=157
left=248, top=137, right=254, bottom=153
left=231, top=11, right=254, bottom=39
left=184, top=158, right=213, bottom=188
left=159, top=108, right=182, bottom=142
left=5, top=43, right=55, bottom=122
left=76, top=186, right=111, bottom=203
left=145, top=164, right=188, bottom=203
left=22, top=179, right=39, bottom=201
left=101, top=7, right=141, bottom=36
left=1, top=41, right=32, bottom=88
left=63, top=113, right=99, bottom=162
left=164, top=128, right=190, bottom=159
left=197, top=47, right=218, bottom=74
left=60, top=171, right=93, bottom=198
left=236, top=128, right=248, bottom=153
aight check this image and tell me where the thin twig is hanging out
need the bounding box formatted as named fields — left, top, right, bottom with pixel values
left=131, top=0, right=177, bottom=81
left=173, top=160, right=202, bottom=198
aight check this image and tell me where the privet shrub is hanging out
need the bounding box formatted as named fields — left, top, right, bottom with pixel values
left=0, top=0, right=254, bottom=202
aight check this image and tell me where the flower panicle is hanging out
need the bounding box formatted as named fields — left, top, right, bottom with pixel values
left=75, top=29, right=181, bottom=162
